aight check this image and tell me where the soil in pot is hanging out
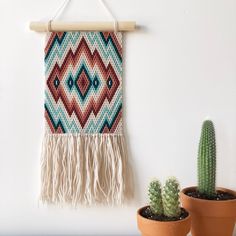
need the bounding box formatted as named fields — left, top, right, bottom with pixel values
left=185, top=189, right=236, bottom=201
left=140, top=206, right=189, bottom=222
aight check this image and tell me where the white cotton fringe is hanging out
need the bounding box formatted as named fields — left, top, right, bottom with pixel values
left=40, top=133, right=133, bottom=206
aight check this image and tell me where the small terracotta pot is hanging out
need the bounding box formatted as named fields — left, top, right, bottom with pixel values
left=137, top=206, right=191, bottom=236
left=181, top=187, right=236, bottom=236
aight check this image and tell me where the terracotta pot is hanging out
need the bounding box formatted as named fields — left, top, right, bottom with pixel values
left=137, top=206, right=191, bottom=236
left=181, top=187, right=236, bottom=236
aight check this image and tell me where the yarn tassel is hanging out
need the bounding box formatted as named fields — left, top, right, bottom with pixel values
left=40, top=134, right=133, bottom=206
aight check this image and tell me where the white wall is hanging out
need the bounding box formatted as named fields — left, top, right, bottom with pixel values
left=0, top=0, right=236, bottom=235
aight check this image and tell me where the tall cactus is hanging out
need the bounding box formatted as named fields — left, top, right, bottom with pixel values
left=162, top=177, right=181, bottom=218
left=148, top=180, right=163, bottom=215
left=198, top=120, right=216, bottom=197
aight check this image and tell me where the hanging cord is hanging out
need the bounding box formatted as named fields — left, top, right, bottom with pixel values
left=50, top=0, right=71, bottom=22
left=47, top=0, right=118, bottom=32
left=99, top=0, right=118, bottom=32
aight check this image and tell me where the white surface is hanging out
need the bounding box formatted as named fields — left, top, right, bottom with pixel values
left=0, top=0, right=236, bottom=235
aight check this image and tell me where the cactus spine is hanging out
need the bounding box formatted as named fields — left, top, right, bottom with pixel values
left=162, top=177, right=181, bottom=218
left=148, top=180, right=163, bottom=215
left=198, top=120, right=216, bottom=197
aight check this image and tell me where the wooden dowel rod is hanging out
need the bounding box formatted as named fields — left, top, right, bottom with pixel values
left=29, top=21, right=136, bottom=32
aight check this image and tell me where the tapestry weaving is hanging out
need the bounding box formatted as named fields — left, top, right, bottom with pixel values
left=41, top=31, right=133, bottom=206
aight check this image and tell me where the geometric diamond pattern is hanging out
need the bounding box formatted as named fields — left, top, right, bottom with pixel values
left=44, top=32, right=123, bottom=134
left=75, top=65, right=92, bottom=101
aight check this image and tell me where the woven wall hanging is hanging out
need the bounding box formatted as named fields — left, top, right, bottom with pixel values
left=30, top=0, right=136, bottom=206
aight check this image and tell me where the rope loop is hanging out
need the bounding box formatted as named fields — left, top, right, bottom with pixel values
left=47, top=0, right=118, bottom=32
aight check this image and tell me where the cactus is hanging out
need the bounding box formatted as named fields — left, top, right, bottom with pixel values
left=148, top=179, right=163, bottom=215
left=162, top=177, right=181, bottom=218
left=198, top=120, right=216, bottom=197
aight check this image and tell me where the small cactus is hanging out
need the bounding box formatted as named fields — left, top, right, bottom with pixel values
left=198, top=120, right=216, bottom=197
left=148, top=179, right=163, bottom=215
left=148, top=177, right=181, bottom=218
left=162, top=177, right=181, bottom=218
